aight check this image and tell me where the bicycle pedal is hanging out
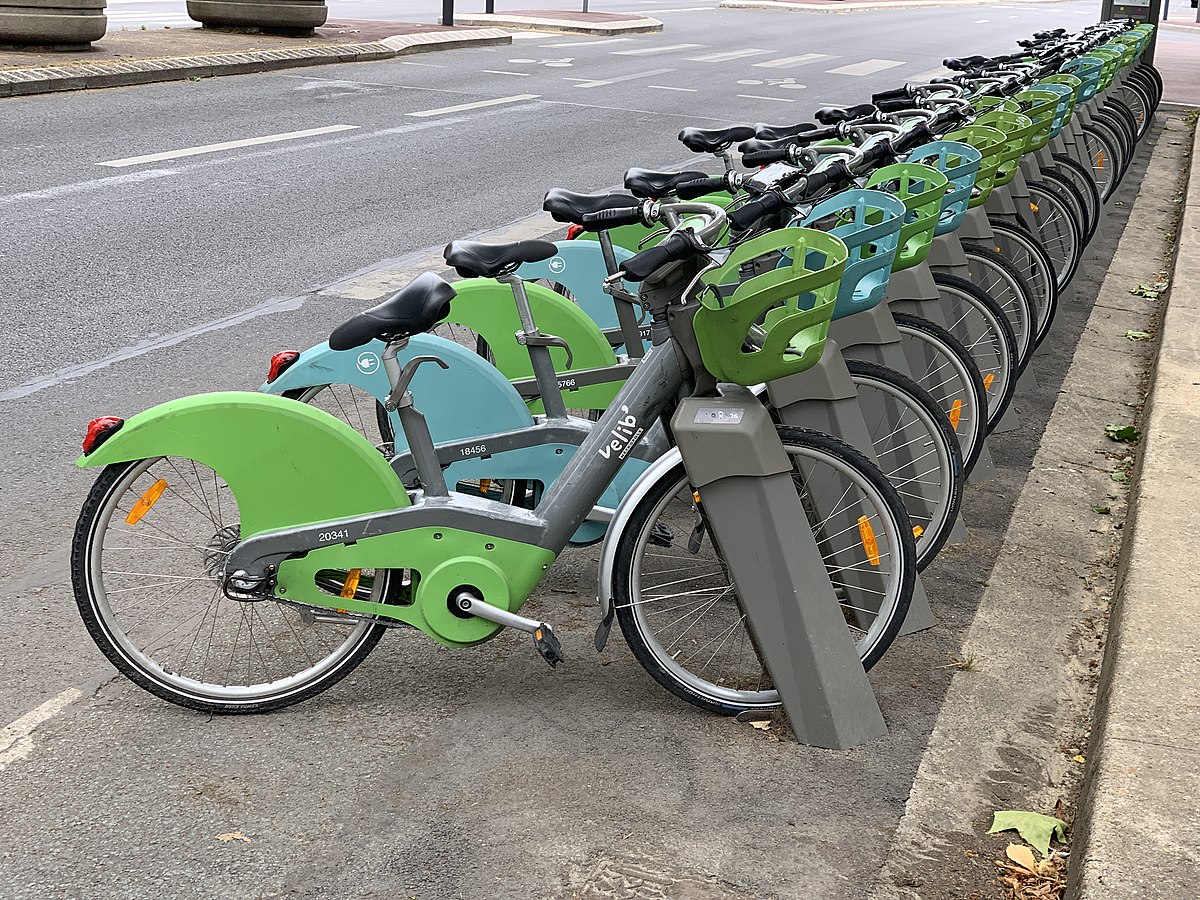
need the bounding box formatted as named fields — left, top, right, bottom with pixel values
left=533, top=624, right=565, bottom=668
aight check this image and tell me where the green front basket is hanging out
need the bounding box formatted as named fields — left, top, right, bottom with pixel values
left=693, top=227, right=846, bottom=386
left=865, top=162, right=948, bottom=271
left=1013, top=89, right=1060, bottom=151
left=944, top=124, right=1007, bottom=208
left=975, top=109, right=1035, bottom=186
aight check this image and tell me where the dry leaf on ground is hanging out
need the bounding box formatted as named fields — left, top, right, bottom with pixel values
left=216, top=831, right=251, bottom=843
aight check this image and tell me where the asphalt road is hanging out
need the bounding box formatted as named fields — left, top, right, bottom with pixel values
left=2, top=3, right=1112, bottom=897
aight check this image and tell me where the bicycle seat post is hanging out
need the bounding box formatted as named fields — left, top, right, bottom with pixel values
left=499, top=272, right=571, bottom=419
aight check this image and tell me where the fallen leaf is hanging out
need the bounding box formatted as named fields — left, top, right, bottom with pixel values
left=1111, top=471, right=1130, bottom=484
left=1125, top=330, right=1152, bottom=341
left=1105, top=424, right=1140, bottom=443
left=216, top=831, right=251, bottom=843
left=1074, top=754, right=1086, bottom=764
left=1006, top=843, right=1039, bottom=874
left=749, top=720, right=771, bottom=731
left=1091, top=505, right=1111, bottom=515
left=988, top=811, right=1068, bottom=858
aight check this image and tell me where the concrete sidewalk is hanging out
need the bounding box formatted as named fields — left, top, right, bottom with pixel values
left=1069, top=114, right=1200, bottom=898
left=450, top=9, right=662, bottom=35
left=0, top=21, right=510, bottom=97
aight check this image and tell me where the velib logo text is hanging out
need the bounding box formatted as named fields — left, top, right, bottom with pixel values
left=598, top=406, right=643, bottom=461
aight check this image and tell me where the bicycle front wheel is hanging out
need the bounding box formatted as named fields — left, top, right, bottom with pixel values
left=72, top=457, right=394, bottom=713
left=613, top=426, right=915, bottom=715
left=847, top=359, right=963, bottom=570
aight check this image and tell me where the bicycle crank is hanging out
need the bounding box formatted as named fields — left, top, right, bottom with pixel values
left=451, top=590, right=565, bottom=668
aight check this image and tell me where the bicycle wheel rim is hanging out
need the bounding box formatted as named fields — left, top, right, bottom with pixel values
left=621, top=441, right=909, bottom=708
left=983, top=225, right=1057, bottom=345
left=1028, top=185, right=1082, bottom=292
left=79, top=457, right=386, bottom=707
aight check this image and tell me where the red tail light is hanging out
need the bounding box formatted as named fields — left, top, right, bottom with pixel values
left=83, top=417, right=124, bottom=455
left=267, top=350, right=300, bottom=383
left=566, top=224, right=584, bottom=240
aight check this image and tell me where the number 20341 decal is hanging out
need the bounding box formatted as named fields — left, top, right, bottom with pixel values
left=319, top=529, right=351, bottom=543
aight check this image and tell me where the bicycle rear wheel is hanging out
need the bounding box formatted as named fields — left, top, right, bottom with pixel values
left=1027, top=180, right=1083, bottom=292
left=613, top=426, right=915, bottom=715
left=72, top=457, right=394, bottom=713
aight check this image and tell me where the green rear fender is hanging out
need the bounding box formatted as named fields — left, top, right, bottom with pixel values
left=448, top=279, right=621, bottom=411
left=77, top=392, right=556, bottom=647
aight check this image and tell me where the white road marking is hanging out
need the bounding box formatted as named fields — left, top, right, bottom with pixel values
left=0, top=169, right=177, bottom=205
left=908, top=67, right=952, bottom=82
left=508, top=32, right=544, bottom=39
left=687, top=48, right=771, bottom=62
left=736, top=94, right=795, bottom=103
left=406, top=94, right=540, bottom=117
left=399, top=60, right=445, bottom=68
left=753, top=53, right=834, bottom=69
left=613, top=43, right=705, bottom=56
left=649, top=84, right=699, bottom=92
left=0, top=689, right=82, bottom=772
left=97, top=125, right=359, bottom=167
left=483, top=69, right=533, bottom=76
left=539, top=37, right=632, bottom=47
left=975, top=18, right=990, bottom=23
left=636, top=6, right=714, bottom=11
left=573, top=67, right=675, bottom=88
left=826, top=58, right=904, bottom=77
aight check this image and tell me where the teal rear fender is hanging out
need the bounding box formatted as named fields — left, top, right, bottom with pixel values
left=77, top=392, right=411, bottom=540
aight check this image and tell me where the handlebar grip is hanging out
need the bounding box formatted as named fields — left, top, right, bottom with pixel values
left=580, top=205, right=644, bottom=232
left=891, top=121, right=934, bottom=154
left=876, top=97, right=917, bottom=113
left=798, top=160, right=853, bottom=199
left=619, top=232, right=698, bottom=282
left=741, top=147, right=791, bottom=165
left=871, top=86, right=912, bottom=104
left=728, top=191, right=786, bottom=232
left=675, top=175, right=730, bottom=200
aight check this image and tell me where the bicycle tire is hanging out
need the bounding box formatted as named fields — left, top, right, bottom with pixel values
left=845, top=359, right=964, bottom=570
left=1026, top=179, right=1084, bottom=292
left=930, top=271, right=1019, bottom=429
left=72, top=457, right=394, bottom=714
left=1047, top=155, right=1101, bottom=245
left=978, top=219, right=1060, bottom=346
left=891, top=312, right=989, bottom=474
left=612, top=425, right=915, bottom=715
left=957, top=241, right=1039, bottom=366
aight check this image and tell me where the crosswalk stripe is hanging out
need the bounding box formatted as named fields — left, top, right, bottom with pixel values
left=826, top=58, right=904, bottom=76
left=753, top=53, right=834, bottom=69
left=573, top=67, right=675, bottom=88
left=687, top=48, right=772, bottom=62
left=908, top=66, right=952, bottom=82
left=613, top=43, right=705, bottom=56
left=538, top=38, right=633, bottom=47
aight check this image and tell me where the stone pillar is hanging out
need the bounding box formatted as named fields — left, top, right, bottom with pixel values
left=0, top=0, right=106, bottom=48
left=186, top=0, right=328, bottom=35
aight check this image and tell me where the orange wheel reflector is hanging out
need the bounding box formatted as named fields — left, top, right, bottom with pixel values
left=995, top=246, right=1002, bottom=253
left=858, top=516, right=881, bottom=567
left=913, top=525, right=925, bottom=540
left=1097, top=151, right=1105, bottom=170
left=125, top=479, right=168, bottom=526
left=693, top=491, right=702, bottom=504
left=478, top=479, right=492, bottom=496
left=1030, top=202, right=1040, bottom=213
left=948, top=398, right=964, bottom=432
left=983, top=372, right=995, bottom=391
left=339, top=568, right=362, bottom=600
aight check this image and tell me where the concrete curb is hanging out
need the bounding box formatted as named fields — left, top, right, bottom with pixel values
left=862, top=113, right=1189, bottom=898
left=451, top=13, right=662, bottom=34
left=719, top=0, right=1069, bottom=11
left=1068, top=120, right=1200, bottom=897
left=0, top=27, right=512, bottom=98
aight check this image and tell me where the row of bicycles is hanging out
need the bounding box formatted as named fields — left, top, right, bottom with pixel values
left=70, top=20, right=1162, bottom=719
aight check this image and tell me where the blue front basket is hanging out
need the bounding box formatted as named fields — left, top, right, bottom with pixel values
left=906, top=140, right=982, bottom=237
left=788, top=188, right=906, bottom=320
